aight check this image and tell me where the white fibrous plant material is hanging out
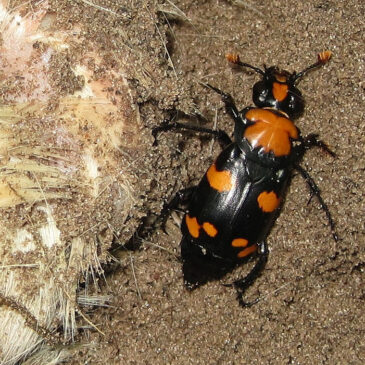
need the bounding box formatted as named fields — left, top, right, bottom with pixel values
left=0, top=1, right=141, bottom=363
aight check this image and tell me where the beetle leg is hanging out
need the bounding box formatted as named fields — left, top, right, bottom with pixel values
left=302, top=133, right=336, bottom=156
left=294, top=164, right=338, bottom=242
left=125, top=188, right=197, bottom=251
left=152, top=119, right=232, bottom=148
left=204, top=83, right=243, bottom=126
left=294, top=133, right=336, bottom=160
left=232, top=241, right=269, bottom=307
left=159, top=187, right=196, bottom=232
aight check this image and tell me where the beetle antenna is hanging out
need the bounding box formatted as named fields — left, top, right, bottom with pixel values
left=226, top=53, right=265, bottom=76
left=292, top=51, right=332, bottom=83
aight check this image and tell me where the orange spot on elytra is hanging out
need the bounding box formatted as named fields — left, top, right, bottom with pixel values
left=272, top=82, right=288, bottom=102
left=202, top=222, right=218, bottom=237
left=231, top=238, right=249, bottom=247
left=185, top=215, right=200, bottom=238
left=237, top=244, right=257, bottom=258
left=206, top=164, right=233, bottom=192
left=244, top=109, right=298, bottom=156
left=257, top=191, right=281, bottom=212
left=186, top=215, right=218, bottom=239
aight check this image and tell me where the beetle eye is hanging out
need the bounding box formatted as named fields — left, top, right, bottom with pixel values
left=253, top=81, right=268, bottom=106
left=259, top=89, right=268, bottom=102
left=288, top=96, right=295, bottom=110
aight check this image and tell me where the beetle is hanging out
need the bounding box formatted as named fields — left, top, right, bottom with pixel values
left=153, top=51, right=337, bottom=306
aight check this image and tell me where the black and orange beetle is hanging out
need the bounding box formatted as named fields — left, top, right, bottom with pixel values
left=153, top=51, right=337, bottom=306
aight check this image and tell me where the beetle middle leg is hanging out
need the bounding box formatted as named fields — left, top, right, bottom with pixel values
left=152, top=117, right=232, bottom=148
left=292, top=134, right=338, bottom=241
left=294, top=164, right=338, bottom=242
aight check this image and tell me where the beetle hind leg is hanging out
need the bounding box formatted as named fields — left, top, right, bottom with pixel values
left=158, top=187, right=196, bottom=232
left=231, top=241, right=269, bottom=307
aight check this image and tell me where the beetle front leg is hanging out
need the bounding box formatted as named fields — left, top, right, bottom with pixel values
left=204, top=83, right=244, bottom=126
left=293, top=133, right=336, bottom=160
left=303, top=133, right=336, bottom=156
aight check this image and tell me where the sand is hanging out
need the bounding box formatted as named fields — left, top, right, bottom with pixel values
left=2, top=0, right=364, bottom=364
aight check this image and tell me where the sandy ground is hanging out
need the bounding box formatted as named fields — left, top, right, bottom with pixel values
left=20, top=0, right=364, bottom=364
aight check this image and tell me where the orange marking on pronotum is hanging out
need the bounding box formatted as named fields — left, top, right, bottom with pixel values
left=231, top=238, right=249, bottom=247
left=237, top=244, right=257, bottom=258
left=272, top=82, right=289, bottom=102
left=185, top=215, right=200, bottom=238
left=206, top=164, right=233, bottom=192
left=257, top=191, right=281, bottom=213
left=244, top=109, right=298, bottom=156
left=202, top=222, right=218, bottom=237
